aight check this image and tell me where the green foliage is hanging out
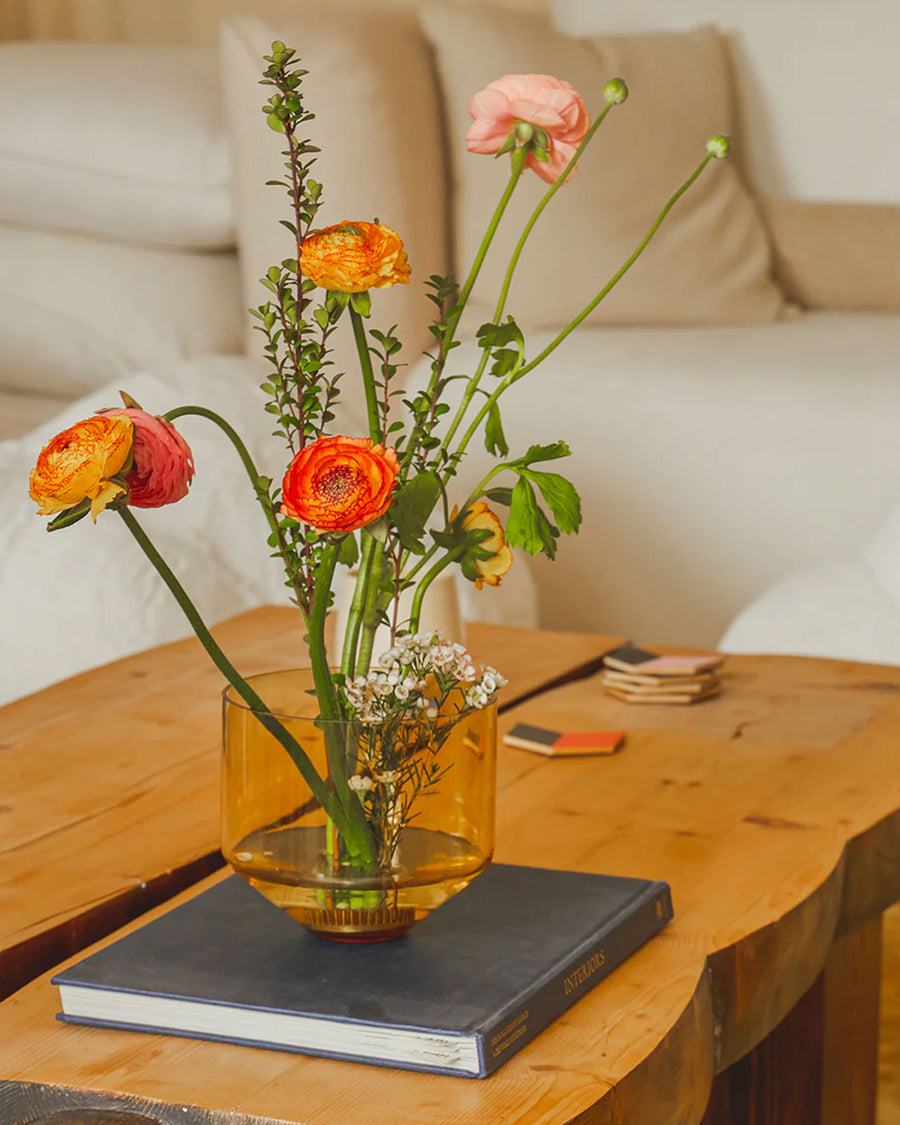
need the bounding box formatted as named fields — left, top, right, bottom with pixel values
left=505, top=477, right=560, bottom=559
left=390, top=471, right=442, bottom=554
left=337, top=533, right=359, bottom=568
left=484, top=402, right=508, bottom=457
left=46, top=498, right=91, bottom=532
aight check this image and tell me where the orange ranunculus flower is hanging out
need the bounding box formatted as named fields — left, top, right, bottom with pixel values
left=462, top=501, right=513, bottom=590
left=299, top=221, right=411, bottom=293
left=29, top=414, right=134, bottom=523
left=281, top=435, right=399, bottom=532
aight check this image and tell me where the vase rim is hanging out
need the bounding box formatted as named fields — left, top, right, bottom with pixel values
left=222, top=668, right=497, bottom=725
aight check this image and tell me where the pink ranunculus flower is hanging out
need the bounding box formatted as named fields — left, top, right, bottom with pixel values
left=466, top=74, right=591, bottom=185
left=98, top=407, right=194, bottom=508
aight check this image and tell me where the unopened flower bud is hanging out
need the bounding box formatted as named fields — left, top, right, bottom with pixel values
left=604, top=78, right=628, bottom=105
left=706, top=134, right=731, bottom=159
left=514, top=120, right=534, bottom=143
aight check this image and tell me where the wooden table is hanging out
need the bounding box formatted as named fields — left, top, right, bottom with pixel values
left=1, top=607, right=898, bottom=1125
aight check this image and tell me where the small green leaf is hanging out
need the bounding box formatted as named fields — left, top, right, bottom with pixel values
left=337, top=533, right=359, bottom=568
left=267, top=112, right=285, bottom=133
left=47, top=498, right=92, bottom=532
left=350, top=290, right=371, bottom=317
left=484, top=486, right=513, bottom=506
left=505, top=478, right=560, bottom=559
left=476, top=318, right=523, bottom=351
left=485, top=402, right=509, bottom=457
left=323, top=290, right=350, bottom=320
left=522, top=470, right=582, bottom=535
left=517, top=441, right=571, bottom=467
left=490, top=348, right=519, bottom=378
left=390, top=471, right=441, bottom=554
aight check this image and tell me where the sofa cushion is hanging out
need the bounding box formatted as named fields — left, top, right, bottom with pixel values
left=0, top=43, right=233, bottom=250
left=0, top=389, right=74, bottom=441
left=219, top=11, right=449, bottom=411
left=554, top=0, right=900, bottom=206
left=419, top=5, right=786, bottom=330
left=0, top=225, right=243, bottom=399
left=719, top=558, right=900, bottom=665
left=761, top=200, right=900, bottom=314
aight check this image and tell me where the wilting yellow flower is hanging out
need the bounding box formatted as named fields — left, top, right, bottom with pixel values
left=461, top=501, right=513, bottom=590
left=29, top=414, right=134, bottom=523
left=299, top=221, right=410, bottom=293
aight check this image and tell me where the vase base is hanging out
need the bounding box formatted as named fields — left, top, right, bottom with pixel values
left=294, top=904, right=418, bottom=942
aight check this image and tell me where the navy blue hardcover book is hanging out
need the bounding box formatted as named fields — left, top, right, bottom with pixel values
left=52, top=863, right=672, bottom=1077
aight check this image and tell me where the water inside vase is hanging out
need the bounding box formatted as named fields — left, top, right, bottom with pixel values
left=229, top=823, right=489, bottom=922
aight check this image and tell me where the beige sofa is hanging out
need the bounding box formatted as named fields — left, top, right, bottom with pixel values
left=2, top=0, right=900, bottom=704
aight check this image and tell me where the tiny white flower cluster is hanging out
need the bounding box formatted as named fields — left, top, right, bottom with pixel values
left=341, top=632, right=507, bottom=722
left=464, top=667, right=504, bottom=710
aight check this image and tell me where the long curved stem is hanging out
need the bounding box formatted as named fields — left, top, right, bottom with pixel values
left=163, top=405, right=277, bottom=533
left=119, top=509, right=373, bottom=861
left=401, top=147, right=528, bottom=475
left=163, top=404, right=308, bottom=610
left=450, top=145, right=528, bottom=329
left=408, top=546, right=466, bottom=634
left=438, top=107, right=615, bottom=455
left=119, top=511, right=328, bottom=805
left=449, top=152, right=716, bottom=467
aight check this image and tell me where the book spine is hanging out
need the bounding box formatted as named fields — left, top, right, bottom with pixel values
left=477, top=883, right=673, bottom=1076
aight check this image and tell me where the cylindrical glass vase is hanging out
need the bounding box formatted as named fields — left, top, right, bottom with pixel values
left=222, top=669, right=497, bottom=941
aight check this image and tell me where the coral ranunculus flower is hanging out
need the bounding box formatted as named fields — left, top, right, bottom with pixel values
left=281, top=436, right=399, bottom=532
left=466, top=74, right=590, bottom=184
left=462, top=501, right=513, bottom=589
left=299, top=221, right=411, bottom=293
left=29, top=414, right=134, bottom=523
left=99, top=408, right=194, bottom=508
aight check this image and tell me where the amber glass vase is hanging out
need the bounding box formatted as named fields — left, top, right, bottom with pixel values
left=222, top=669, right=497, bottom=941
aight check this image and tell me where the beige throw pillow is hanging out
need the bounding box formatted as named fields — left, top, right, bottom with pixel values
left=219, top=11, right=449, bottom=412
left=419, top=6, right=786, bottom=328
left=762, top=199, right=900, bottom=314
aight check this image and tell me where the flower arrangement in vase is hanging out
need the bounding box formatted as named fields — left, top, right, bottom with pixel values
left=28, top=43, right=729, bottom=940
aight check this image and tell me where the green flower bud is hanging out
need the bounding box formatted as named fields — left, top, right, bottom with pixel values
left=513, top=121, right=534, bottom=143
left=604, top=78, right=628, bottom=105
left=706, top=134, right=731, bottom=159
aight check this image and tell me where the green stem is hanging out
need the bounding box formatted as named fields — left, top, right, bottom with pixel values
left=163, top=406, right=278, bottom=537
left=439, top=108, right=614, bottom=456
left=450, top=145, right=528, bottom=328
left=162, top=403, right=308, bottom=611
left=450, top=152, right=716, bottom=467
left=350, top=305, right=383, bottom=444
left=340, top=532, right=378, bottom=678
left=408, top=546, right=466, bottom=634
left=354, top=541, right=387, bottom=677
left=494, top=104, right=614, bottom=324
left=401, top=147, right=528, bottom=475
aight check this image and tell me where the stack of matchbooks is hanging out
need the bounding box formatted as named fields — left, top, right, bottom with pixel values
left=600, top=643, right=724, bottom=705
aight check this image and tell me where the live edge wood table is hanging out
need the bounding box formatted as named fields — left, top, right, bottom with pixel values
left=1, top=608, right=899, bottom=1125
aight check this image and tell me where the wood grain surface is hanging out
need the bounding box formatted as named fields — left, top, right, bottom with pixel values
left=2, top=638, right=899, bottom=1125
left=0, top=608, right=616, bottom=999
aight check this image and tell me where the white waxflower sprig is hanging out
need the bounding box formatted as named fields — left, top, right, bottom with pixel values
left=341, top=632, right=507, bottom=723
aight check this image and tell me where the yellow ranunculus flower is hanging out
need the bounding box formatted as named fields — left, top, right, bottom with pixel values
left=299, top=221, right=410, bottom=293
left=462, top=501, right=514, bottom=590
left=29, top=414, right=134, bottom=523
